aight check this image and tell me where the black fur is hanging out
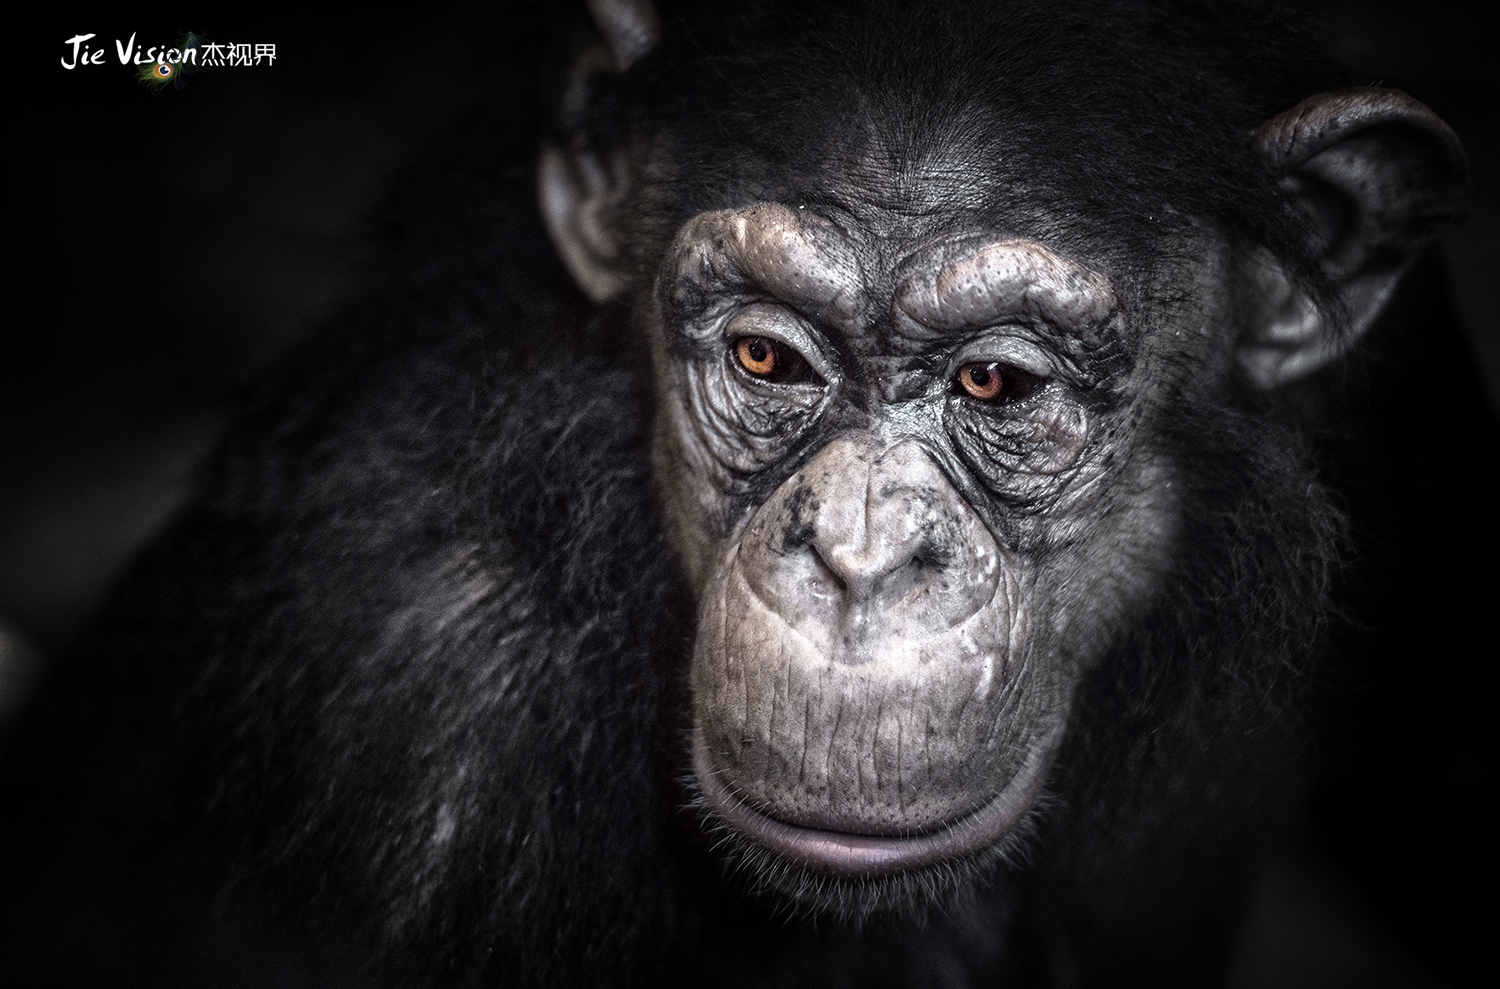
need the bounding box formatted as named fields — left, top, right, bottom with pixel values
left=2, top=2, right=1370, bottom=986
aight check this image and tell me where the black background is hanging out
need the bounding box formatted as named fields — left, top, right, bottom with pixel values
left=8, top=4, right=1495, bottom=987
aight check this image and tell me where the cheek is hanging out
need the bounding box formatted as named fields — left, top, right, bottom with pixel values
left=649, top=387, right=739, bottom=589
left=649, top=362, right=820, bottom=588
left=1023, top=400, right=1090, bottom=471
left=1029, top=454, right=1184, bottom=664
left=947, top=395, right=1091, bottom=495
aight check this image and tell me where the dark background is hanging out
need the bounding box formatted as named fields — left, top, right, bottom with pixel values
left=7, top=4, right=1494, bottom=987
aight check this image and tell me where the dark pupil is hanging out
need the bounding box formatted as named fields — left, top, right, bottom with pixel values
left=967, top=366, right=993, bottom=388
left=747, top=340, right=771, bottom=365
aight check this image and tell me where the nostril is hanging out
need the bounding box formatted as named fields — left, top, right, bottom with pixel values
left=780, top=520, right=819, bottom=555
left=914, top=539, right=955, bottom=572
left=868, top=554, right=927, bottom=611
left=802, top=542, right=846, bottom=599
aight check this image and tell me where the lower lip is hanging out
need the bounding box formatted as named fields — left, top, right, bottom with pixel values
left=692, top=725, right=1055, bottom=878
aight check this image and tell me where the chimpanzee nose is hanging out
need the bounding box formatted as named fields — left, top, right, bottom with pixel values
left=809, top=444, right=950, bottom=610
left=736, top=436, right=1002, bottom=659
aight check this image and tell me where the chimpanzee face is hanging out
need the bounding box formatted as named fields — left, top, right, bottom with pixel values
left=645, top=201, right=1193, bottom=877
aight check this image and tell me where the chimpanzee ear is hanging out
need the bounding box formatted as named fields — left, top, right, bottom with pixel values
left=1238, top=88, right=1467, bottom=389
left=584, top=0, right=660, bottom=73
left=539, top=140, right=632, bottom=303
left=538, top=0, right=660, bottom=303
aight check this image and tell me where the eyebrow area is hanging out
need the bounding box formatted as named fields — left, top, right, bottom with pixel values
left=894, top=239, right=1119, bottom=337
left=662, top=204, right=866, bottom=327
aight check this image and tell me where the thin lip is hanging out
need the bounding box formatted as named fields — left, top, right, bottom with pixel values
left=692, top=724, right=1056, bottom=878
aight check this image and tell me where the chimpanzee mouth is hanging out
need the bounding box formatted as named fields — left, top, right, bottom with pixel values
left=692, top=726, right=1057, bottom=878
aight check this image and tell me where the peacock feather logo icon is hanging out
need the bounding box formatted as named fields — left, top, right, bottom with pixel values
left=136, top=32, right=203, bottom=92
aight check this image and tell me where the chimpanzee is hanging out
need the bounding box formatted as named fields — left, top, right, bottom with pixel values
left=1, top=1, right=1468, bottom=987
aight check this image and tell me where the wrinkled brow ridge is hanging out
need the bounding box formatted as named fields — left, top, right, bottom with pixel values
left=663, top=206, right=1120, bottom=345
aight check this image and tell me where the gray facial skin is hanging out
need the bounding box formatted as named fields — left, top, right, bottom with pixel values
left=647, top=203, right=1186, bottom=876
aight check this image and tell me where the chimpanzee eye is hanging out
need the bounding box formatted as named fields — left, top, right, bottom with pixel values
left=733, top=336, right=814, bottom=384
left=954, top=361, right=1041, bottom=404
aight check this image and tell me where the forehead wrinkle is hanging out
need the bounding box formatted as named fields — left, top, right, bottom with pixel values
left=894, top=239, right=1119, bottom=336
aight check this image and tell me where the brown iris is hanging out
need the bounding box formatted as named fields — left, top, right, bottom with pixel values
left=955, top=361, right=1039, bottom=403
left=958, top=361, right=1005, bottom=400
left=734, top=336, right=812, bottom=383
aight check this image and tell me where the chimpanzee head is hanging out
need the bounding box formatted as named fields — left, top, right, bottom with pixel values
left=538, top=0, right=1465, bottom=915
